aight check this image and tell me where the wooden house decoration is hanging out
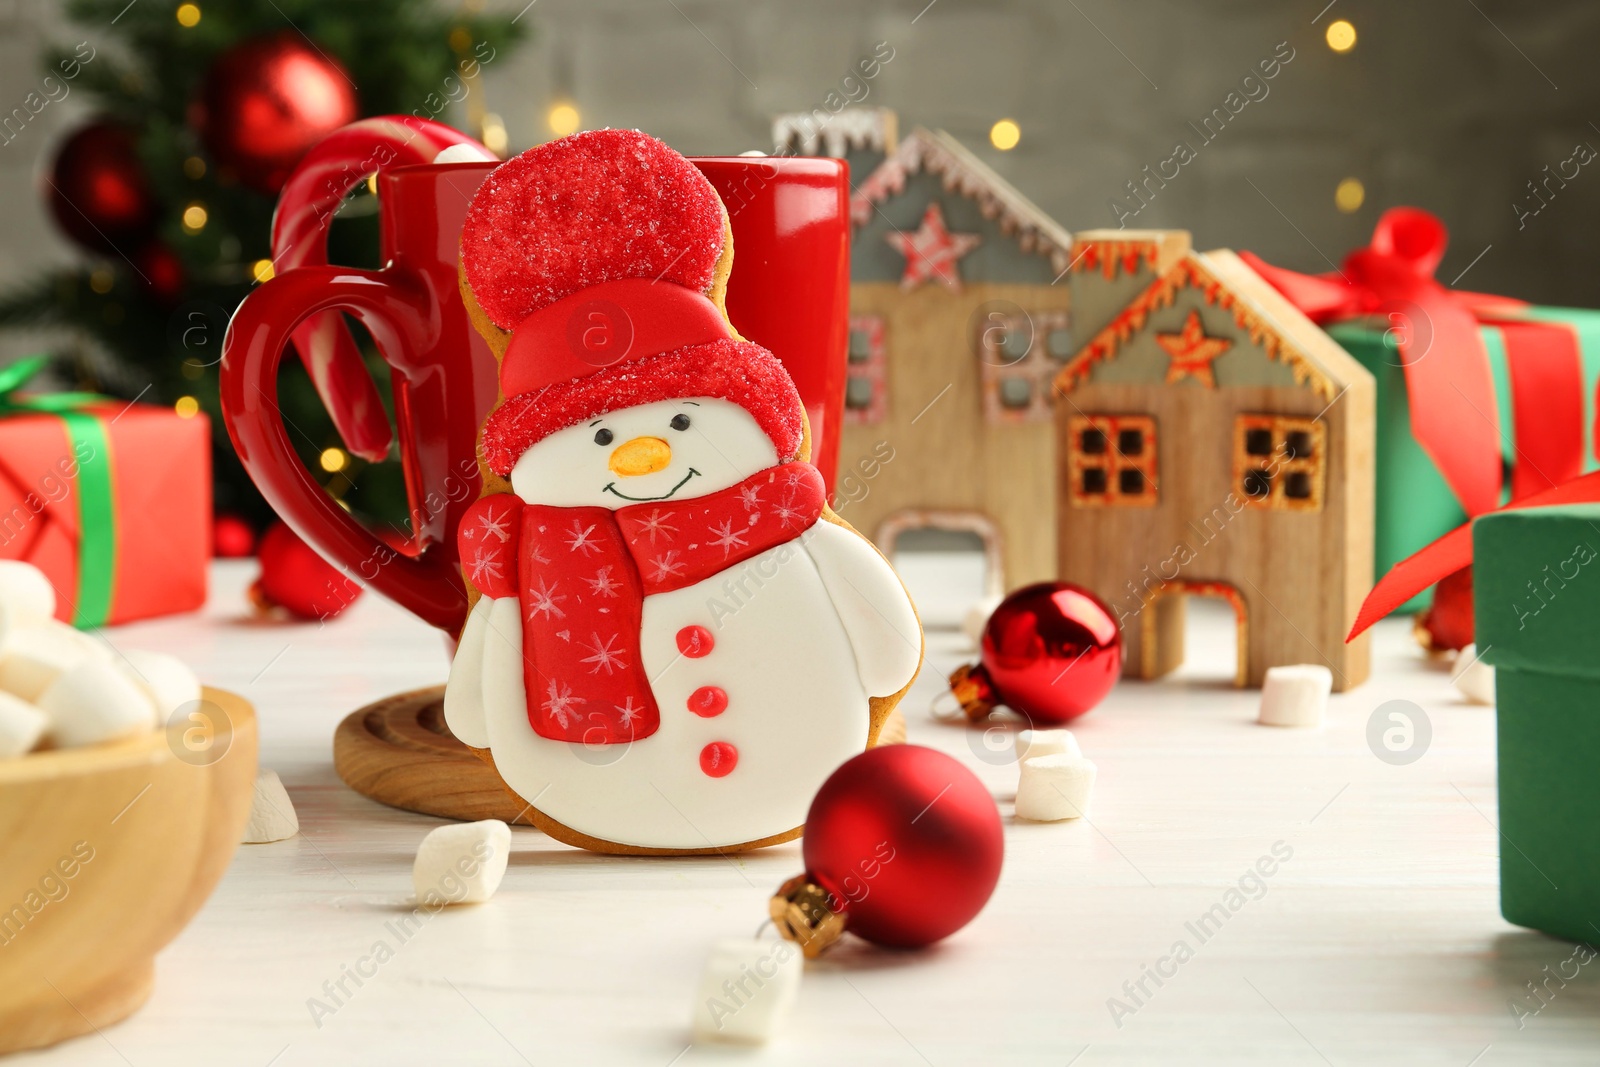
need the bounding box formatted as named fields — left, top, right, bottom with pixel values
left=1055, top=230, right=1376, bottom=690
left=773, top=109, right=1074, bottom=591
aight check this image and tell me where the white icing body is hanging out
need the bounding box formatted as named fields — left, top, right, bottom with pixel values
left=446, top=397, right=922, bottom=850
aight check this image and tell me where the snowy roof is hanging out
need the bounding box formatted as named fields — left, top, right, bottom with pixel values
left=771, top=107, right=896, bottom=158
left=1054, top=236, right=1372, bottom=403
left=850, top=126, right=1074, bottom=274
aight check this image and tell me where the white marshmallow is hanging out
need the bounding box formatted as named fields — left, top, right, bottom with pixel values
left=1451, top=644, right=1495, bottom=706
left=0, top=623, right=96, bottom=702
left=0, top=560, right=56, bottom=624
left=1015, top=728, right=1080, bottom=762
left=961, top=593, right=1005, bottom=648
left=1016, top=754, right=1097, bottom=822
left=39, top=659, right=157, bottom=748
left=118, top=649, right=202, bottom=722
left=0, top=690, right=48, bottom=758
left=1257, top=664, right=1332, bottom=728
left=412, top=819, right=511, bottom=905
left=691, top=938, right=803, bottom=1044
left=243, top=770, right=300, bottom=843
left=433, top=142, right=497, bottom=164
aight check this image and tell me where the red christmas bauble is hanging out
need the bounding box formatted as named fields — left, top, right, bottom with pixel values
left=47, top=121, right=158, bottom=253
left=1415, top=564, right=1473, bottom=653
left=212, top=514, right=257, bottom=558
left=800, top=745, right=1003, bottom=949
left=250, top=521, right=362, bottom=620
left=134, top=241, right=185, bottom=303
left=191, top=33, right=359, bottom=194
left=950, top=581, right=1122, bottom=724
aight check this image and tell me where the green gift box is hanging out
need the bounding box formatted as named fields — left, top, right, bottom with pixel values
left=1332, top=309, right=1600, bottom=611
left=1475, top=502, right=1600, bottom=943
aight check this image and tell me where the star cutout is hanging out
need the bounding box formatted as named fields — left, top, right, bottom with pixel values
left=1156, top=310, right=1232, bottom=387
left=886, top=202, right=981, bottom=292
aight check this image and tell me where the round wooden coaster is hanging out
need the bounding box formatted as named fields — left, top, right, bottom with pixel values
left=332, top=686, right=909, bottom=826
left=332, top=686, right=535, bottom=825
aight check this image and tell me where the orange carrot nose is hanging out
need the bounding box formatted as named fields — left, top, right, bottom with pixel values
left=609, top=436, right=672, bottom=477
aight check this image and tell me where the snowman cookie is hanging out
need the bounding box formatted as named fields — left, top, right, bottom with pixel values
left=444, top=129, right=923, bottom=854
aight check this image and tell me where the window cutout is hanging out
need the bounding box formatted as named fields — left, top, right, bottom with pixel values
left=999, top=328, right=1031, bottom=365
left=1242, top=468, right=1273, bottom=499
left=1068, top=414, right=1158, bottom=508
left=1047, top=327, right=1075, bottom=359
left=999, top=377, right=1032, bottom=408
left=848, top=329, right=874, bottom=363
left=844, top=314, right=887, bottom=425
left=1233, top=414, right=1326, bottom=512
left=845, top=377, right=874, bottom=409
left=980, top=308, right=1071, bottom=423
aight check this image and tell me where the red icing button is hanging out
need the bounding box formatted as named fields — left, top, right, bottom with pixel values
left=676, top=625, right=714, bottom=658
left=700, top=742, right=738, bottom=778
left=687, top=686, right=728, bottom=717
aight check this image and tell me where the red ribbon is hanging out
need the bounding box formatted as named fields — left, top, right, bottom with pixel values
left=1245, top=207, right=1600, bottom=641
left=1346, top=470, right=1600, bottom=640
left=1241, top=207, right=1528, bottom=518
left=1271, top=209, right=1600, bottom=640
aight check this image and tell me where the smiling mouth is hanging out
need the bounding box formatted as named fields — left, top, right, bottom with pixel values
left=603, top=468, right=700, bottom=503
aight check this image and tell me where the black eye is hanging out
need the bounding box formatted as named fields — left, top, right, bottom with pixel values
left=594, top=428, right=613, bottom=445
left=670, top=414, right=691, bottom=431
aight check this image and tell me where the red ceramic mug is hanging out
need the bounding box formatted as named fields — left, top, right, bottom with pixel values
left=222, top=120, right=850, bottom=636
left=694, top=156, right=851, bottom=494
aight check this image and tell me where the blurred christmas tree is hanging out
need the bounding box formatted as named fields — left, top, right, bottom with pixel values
left=0, top=0, right=525, bottom=531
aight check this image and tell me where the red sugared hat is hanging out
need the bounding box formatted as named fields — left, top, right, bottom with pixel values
left=460, top=129, right=804, bottom=476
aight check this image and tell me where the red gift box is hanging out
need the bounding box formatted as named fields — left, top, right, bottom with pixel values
left=0, top=370, right=209, bottom=627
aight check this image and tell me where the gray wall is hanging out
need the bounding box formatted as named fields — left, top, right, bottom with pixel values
left=2, top=0, right=1598, bottom=367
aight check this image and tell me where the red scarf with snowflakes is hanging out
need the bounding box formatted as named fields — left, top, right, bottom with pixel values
left=458, top=462, right=826, bottom=744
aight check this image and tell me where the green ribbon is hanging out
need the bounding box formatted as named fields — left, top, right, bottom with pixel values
left=0, top=356, right=116, bottom=628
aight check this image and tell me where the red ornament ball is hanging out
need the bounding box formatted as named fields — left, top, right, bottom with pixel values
left=1415, top=564, right=1472, bottom=653
left=47, top=121, right=158, bottom=253
left=250, top=521, right=362, bottom=620
left=802, top=745, right=1003, bottom=949
left=212, top=514, right=257, bottom=559
left=191, top=33, right=358, bottom=194
left=134, top=241, right=186, bottom=304
left=951, top=581, right=1122, bottom=725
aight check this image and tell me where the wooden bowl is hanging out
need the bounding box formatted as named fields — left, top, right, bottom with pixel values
left=0, top=687, right=257, bottom=1054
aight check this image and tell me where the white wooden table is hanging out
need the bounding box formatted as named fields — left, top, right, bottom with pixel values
left=15, top=560, right=1600, bottom=1066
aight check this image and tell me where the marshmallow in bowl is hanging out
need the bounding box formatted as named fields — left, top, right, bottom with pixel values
left=0, top=559, right=56, bottom=627
left=39, top=659, right=157, bottom=749
left=0, top=690, right=48, bottom=758
left=118, top=649, right=202, bottom=722
left=0, top=624, right=98, bottom=702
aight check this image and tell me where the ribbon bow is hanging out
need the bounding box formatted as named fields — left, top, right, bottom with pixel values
left=1269, top=214, right=1600, bottom=641
left=1242, top=207, right=1524, bottom=519
left=0, top=355, right=117, bottom=628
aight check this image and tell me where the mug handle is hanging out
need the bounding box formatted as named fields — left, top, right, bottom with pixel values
left=272, top=116, right=493, bottom=463
left=221, top=265, right=469, bottom=633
